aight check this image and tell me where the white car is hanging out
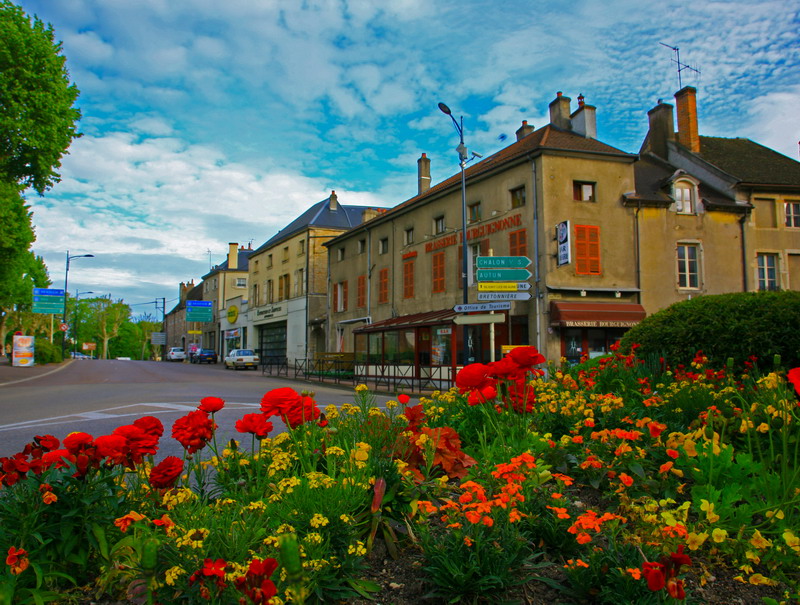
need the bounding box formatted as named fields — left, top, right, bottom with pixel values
left=224, top=349, right=260, bottom=370
left=167, top=347, right=186, bottom=362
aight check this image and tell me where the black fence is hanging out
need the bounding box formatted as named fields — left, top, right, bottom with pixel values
left=261, top=357, right=457, bottom=393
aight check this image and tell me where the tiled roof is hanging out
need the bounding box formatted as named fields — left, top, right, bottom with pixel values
left=697, top=136, right=800, bottom=187
left=254, top=195, right=385, bottom=254
left=202, top=248, right=254, bottom=279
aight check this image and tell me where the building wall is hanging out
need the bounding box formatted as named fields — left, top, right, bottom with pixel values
left=745, top=192, right=800, bottom=291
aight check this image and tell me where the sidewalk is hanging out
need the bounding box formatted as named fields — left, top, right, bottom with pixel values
left=0, top=356, right=69, bottom=386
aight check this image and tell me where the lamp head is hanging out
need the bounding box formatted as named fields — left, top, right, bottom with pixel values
left=437, top=102, right=452, bottom=116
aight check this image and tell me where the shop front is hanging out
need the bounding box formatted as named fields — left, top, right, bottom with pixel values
left=550, top=301, right=646, bottom=364
left=252, top=303, right=288, bottom=363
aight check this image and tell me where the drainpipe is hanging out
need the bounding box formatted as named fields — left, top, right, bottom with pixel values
left=739, top=212, right=749, bottom=291
left=635, top=200, right=642, bottom=304
left=304, top=232, right=310, bottom=360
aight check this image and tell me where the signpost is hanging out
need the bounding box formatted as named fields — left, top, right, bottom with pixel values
left=453, top=302, right=511, bottom=313
left=478, top=282, right=531, bottom=291
left=185, top=300, right=213, bottom=322
left=476, top=268, right=532, bottom=282
left=478, top=292, right=532, bottom=301
left=453, top=314, right=506, bottom=325
left=476, top=256, right=531, bottom=268
left=32, top=288, right=65, bottom=314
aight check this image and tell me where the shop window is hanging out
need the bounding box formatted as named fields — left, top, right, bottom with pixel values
left=573, top=181, right=596, bottom=202
left=378, top=268, right=389, bottom=303
left=432, top=252, right=445, bottom=292
left=757, top=253, right=779, bottom=291
left=575, top=225, right=601, bottom=275
left=403, top=259, right=415, bottom=298
left=357, top=275, right=366, bottom=308
left=509, top=229, right=527, bottom=257
left=510, top=186, right=526, bottom=208
left=676, top=243, right=700, bottom=289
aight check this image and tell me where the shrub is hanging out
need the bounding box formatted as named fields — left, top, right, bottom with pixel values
left=34, top=338, right=63, bottom=364
left=619, top=291, right=800, bottom=370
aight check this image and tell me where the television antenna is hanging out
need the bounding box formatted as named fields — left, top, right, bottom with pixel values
left=206, top=248, right=212, bottom=270
left=660, top=43, right=700, bottom=89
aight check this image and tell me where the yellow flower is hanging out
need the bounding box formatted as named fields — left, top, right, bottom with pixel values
left=682, top=438, right=698, bottom=457
left=745, top=550, right=761, bottom=564
left=686, top=532, right=708, bottom=551
left=347, top=541, right=367, bottom=556
left=782, top=529, right=800, bottom=552
left=164, top=566, right=185, bottom=586
left=749, top=530, right=772, bottom=550
left=748, top=573, right=778, bottom=586
left=765, top=509, right=784, bottom=521
left=326, top=446, right=345, bottom=456
left=310, top=514, right=329, bottom=528
left=700, top=500, right=720, bottom=523
left=324, top=404, right=339, bottom=418
left=355, top=384, right=369, bottom=393
left=711, top=528, right=728, bottom=543
left=756, top=423, right=770, bottom=433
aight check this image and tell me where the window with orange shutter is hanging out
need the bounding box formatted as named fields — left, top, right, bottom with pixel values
left=509, top=229, right=527, bottom=257
left=432, top=252, right=445, bottom=292
left=403, top=260, right=415, bottom=298
left=357, top=275, right=366, bottom=308
left=378, top=269, right=389, bottom=303
left=575, top=225, right=601, bottom=275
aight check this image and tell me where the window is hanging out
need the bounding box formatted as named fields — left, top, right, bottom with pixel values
left=295, top=268, right=305, bottom=296
left=334, top=281, right=348, bottom=312
left=266, top=279, right=274, bottom=303
left=757, top=253, right=779, bottom=291
left=510, top=186, right=526, bottom=208
left=432, top=252, right=445, bottom=292
left=509, top=229, right=527, bottom=257
left=337, top=247, right=345, bottom=261
left=235, top=277, right=246, bottom=288
left=754, top=198, right=777, bottom=227
left=378, top=238, right=389, bottom=254
left=434, top=215, right=446, bottom=234
left=357, top=275, right=366, bottom=308
left=378, top=269, right=389, bottom=303
left=674, top=182, right=695, bottom=214
left=283, top=246, right=289, bottom=262
left=404, top=227, right=414, bottom=245
left=785, top=202, right=800, bottom=228
left=298, top=240, right=305, bottom=256
left=267, top=254, right=273, bottom=268
left=573, top=181, right=596, bottom=202
left=251, top=284, right=259, bottom=305
left=278, top=273, right=290, bottom=300
left=575, top=225, right=601, bottom=275
left=676, top=243, right=700, bottom=289
left=403, top=259, right=415, bottom=298
left=460, top=240, right=488, bottom=287
left=358, top=239, right=366, bottom=254
left=468, top=202, right=481, bottom=223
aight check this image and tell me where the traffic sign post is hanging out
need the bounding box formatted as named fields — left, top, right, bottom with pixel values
left=478, top=292, right=532, bottom=301
left=476, top=256, right=531, bottom=268
left=476, top=268, right=532, bottom=282
left=185, top=300, right=213, bottom=322
left=32, top=288, right=66, bottom=314
left=478, top=282, right=531, bottom=291
left=453, top=314, right=506, bottom=325
left=453, top=302, right=511, bottom=313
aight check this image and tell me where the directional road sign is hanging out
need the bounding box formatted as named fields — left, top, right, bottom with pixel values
left=32, top=288, right=66, bottom=314
left=478, top=292, right=532, bottom=301
left=454, top=314, right=506, bottom=325
left=476, top=268, right=532, bottom=282
left=453, top=302, right=511, bottom=313
left=186, top=300, right=213, bottom=322
left=476, top=256, right=531, bottom=269
left=478, top=282, right=531, bottom=292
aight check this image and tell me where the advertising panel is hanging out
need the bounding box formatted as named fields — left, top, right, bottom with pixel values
left=13, top=335, right=34, bottom=367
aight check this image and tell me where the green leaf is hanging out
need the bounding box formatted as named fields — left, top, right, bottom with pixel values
left=346, top=578, right=381, bottom=598
left=629, top=462, right=646, bottom=479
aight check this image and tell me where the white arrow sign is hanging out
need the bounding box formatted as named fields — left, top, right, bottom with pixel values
left=453, top=302, right=512, bottom=313
left=477, top=292, right=532, bottom=301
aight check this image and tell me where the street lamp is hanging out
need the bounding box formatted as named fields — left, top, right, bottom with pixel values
left=63, top=251, right=94, bottom=358
left=438, top=101, right=471, bottom=364
left=73, top=290, right=94, bottom=357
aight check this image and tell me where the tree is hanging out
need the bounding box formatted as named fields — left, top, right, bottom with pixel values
left=0, top=0, right=81, bottom=194
left=92, top=298, right=131, bottom=360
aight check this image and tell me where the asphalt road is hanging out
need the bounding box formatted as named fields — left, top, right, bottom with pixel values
left=0, top=360, right=383, bottom=459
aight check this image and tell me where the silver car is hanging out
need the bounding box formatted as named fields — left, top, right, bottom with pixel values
left=224, top=349, right=260, bottom=370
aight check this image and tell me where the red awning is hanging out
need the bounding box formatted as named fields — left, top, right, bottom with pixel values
left=550, top=301, right=646, bottom=328
left=353, top=309, right=456, bottom=333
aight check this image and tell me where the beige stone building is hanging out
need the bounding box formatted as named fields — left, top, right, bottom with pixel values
left=246, top=192, right=385, bottom=363
left=200, top=243, right=252, bottom=355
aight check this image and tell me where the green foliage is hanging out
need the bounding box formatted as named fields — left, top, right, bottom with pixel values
left=619, top=291, right=800, bottom=370
left=33, top=337, right=62, bottom=364
left=0, top=0, right=81, bottom=194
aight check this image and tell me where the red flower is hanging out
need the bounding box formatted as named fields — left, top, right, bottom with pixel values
left=202, top=558, right=227, bottom=578
left=666, top=578, right=686, bottom=599
left=235, top=557, right=278, bottom=604
left=787, top=368, right=800, bottom=398
left=133, top=416, right=164, bottom=439
left=93, top=434, right=128, bottom=464
left=508, top=346, right=546, bottom=367
left=6, top=546, right=29, bottom=575
left=149, top=456, right=184, bottom=489
left=236, top=413, right=274, bottom=437
left=397, top=393, right=410, bottom=405
left=171, top=410, right=216, bottom=454
left=199, top=396, right=225, bottom=413
left=34, top=435, right=60, bottom=451
left=63, top=432, right=93, bottom=454
left=455, top=363, right=494, bottom=392
left=113, top=424, right=159, bottom=463
left=467, top=385, right=497, bottom=405
left=642, top=561, right=666, bottom=591
left=670, top=544, right=692, bottom=568
left=283, top=395, right=322, bottom=429
left=260, top=387, right=301, bottom=418
left=41, top=449, right=75, bottom=469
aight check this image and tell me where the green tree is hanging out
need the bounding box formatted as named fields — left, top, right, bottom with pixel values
left=0, top=0, right=81, bottom=194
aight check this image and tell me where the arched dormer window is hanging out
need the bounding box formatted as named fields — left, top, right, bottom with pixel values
left=673, top=179, right=698, bottom=214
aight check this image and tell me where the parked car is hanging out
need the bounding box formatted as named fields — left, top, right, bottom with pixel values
left=167, top=347, right=186, bottom=362
left=224, top=349, right=260, bottom=370
left=192, top=349, right=218, bottom=364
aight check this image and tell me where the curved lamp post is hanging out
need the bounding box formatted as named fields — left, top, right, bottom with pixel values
left=438, top=102, right=471, bottom=364
left=63, top=251, right=94, bottom=358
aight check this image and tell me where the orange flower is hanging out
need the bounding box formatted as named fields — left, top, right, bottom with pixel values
left=571, top=435, right=584, bottom=444
left=546, top=506, right=571, bottom=520
left=482, top=516, right=494, bottom=527
left=627, top=567, right=642, bottom=580
left=659, top=461, right=674, bottom=474
left=552, top=473, right=574, bottom=486
left=463, top=536, right=473, bottom=547
left=551, top=492, right=563, bottom=499
left=41, top=491, right=57, bottom=505
left=619, top=473, right=634, bottom=487
left=114, top=511, right=146, bottom=533
left=464, top=510, right=482, bottom=524
left=509, top=509, right=524, bottom=523
left=6, top=547, right=29, bottom=575
left=666, top=449, right=679, bottom=459
left=614, top=443, right=633, bottom=456
left=584, top=418, right=595, bottom=428
left=575, top=532, right=593, bottom=544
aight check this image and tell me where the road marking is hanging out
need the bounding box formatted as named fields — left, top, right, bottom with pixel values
left=0, top=361, right=72, bottom=387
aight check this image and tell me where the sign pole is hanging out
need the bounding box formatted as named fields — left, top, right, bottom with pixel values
left=488, top=249, right=496, bottom=362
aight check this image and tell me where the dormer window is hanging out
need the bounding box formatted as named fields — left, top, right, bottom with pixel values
left=673, top=181, right=696, bottom=214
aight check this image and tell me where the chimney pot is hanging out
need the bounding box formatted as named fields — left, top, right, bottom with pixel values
left=549, top=92, right=572, bottom=130
left=674, top=86, right=700, bottom=153
left=515, top=120, right=535, bottom=141
left=417, top=153, right=431, bottom=195
left=329, top=190, right=338, bottom=210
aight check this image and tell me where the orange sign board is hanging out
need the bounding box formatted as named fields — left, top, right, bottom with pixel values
left=82, top=342, right=97, bottom=351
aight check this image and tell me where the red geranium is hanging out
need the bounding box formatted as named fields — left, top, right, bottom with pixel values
left=235, top=413, right=274, bottom=438
left=93, top=434, right=128, bottom=465
left=133, top=416, right=164, bottom=439
left=63, top=432, right=93, bottom=454
left=455, top=363, right=495, bottom=392
left=787, top=367, right=800, bottom=398
left=397, top=393, right=411, bottom=405
left=171, top=410, right=216, bottom=454
left=41, top=449, right=75, bottom=469
left=235, top=557, right=278, bottom=604
left=260, top=387, right=302, bottom=418
left=467, top=385, right=497, bottom=406
left=199, top=396, right=225, bottom=413
left=34, top=435, right=60, bottom=451
left=113, top=424, right=159, bottom=463
left=149, top=456, right=184, bottom=489
left=283, top=395, right=323, bottom=429
left=508, top=346, right=546, bottom=367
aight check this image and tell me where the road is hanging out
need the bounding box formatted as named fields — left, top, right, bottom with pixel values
left=0, top=360, right=383, bottom=459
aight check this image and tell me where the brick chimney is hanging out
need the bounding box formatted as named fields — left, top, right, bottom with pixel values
left=417, top=153, right=431, bottom=194
left=329, top=190, right=338, bottom=211
left=548, top=91, right=572, bottom=130
left=674, top=86, right=700, bottom=153
left=228, top=243, right=238, bottom=270
left=515, top=120, right=535, bottom=141
left=570, top=94, right=596, bottom=139
left=645, top=99, right=675, bottom=159
left=179, top=279, right=194, bottom=301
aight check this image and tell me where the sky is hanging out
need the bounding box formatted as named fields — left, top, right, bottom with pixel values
left=15, top=0, right=800, bottom=317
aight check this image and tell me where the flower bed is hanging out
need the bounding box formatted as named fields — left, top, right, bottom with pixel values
left=1, top=347, right=798, bottom=604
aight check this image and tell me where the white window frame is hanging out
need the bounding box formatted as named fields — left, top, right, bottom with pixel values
left=756, top=253, right=780, bottom=291
left=676, top=242, right=701, bottom=289
left=434, top=215, right=446, bottom=234
left=378, top=238, right=389, bottom=255
left=673, top=180, right=696, bottom=214
left=785, top=201, right=800, bottom=228
left=404, top=227, right=414, bottom=245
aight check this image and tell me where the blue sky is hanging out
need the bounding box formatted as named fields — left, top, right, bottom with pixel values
left=16, top=0, right=800, bottom=314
